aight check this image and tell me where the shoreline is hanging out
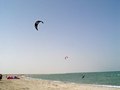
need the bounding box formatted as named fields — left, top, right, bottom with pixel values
left=26, top=76, right=120, bottom=89
left=0, top=75, right=120, bottom=90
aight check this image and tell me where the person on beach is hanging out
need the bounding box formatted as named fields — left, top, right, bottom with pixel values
left=0, top=74, right=2, bottom=80
left=82, top=75, right=85, bottom=79
left=6, top=75, right=20, bottom=79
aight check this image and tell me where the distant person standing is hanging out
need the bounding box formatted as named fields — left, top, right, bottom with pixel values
left=0, top=74, right=2, bottom=80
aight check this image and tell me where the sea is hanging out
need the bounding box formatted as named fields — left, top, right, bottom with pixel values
left=27, top=71, right=120, bottom=88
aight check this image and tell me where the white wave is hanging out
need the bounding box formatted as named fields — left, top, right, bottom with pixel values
left=95, top=85, right=120, bottom=88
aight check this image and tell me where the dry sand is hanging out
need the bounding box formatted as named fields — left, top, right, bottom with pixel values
left=0, top=76, right=120, bottom=90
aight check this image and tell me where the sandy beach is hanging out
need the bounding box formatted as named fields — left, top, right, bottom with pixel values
left=0, top=76, right=120, bottom=90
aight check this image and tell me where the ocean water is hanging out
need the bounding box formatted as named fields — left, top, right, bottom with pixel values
left=27, top=71, right=120, bottom=87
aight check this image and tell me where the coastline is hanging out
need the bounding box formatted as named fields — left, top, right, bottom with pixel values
left=0, top=75, right=120, bottom=90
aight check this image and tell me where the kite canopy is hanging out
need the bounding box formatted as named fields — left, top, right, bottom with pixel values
left=65, top=56, right=69, bottom=60
left=35, top=20, right=44, bottom=30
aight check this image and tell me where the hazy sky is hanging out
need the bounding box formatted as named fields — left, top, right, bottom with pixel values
left=0, top=0, right=120, bottom=74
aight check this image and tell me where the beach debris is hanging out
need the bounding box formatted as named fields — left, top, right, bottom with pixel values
left=35, top=20, right=44, bottom=31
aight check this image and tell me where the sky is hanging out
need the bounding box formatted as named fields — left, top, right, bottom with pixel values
left=0, top=0, right=120, bottom=74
